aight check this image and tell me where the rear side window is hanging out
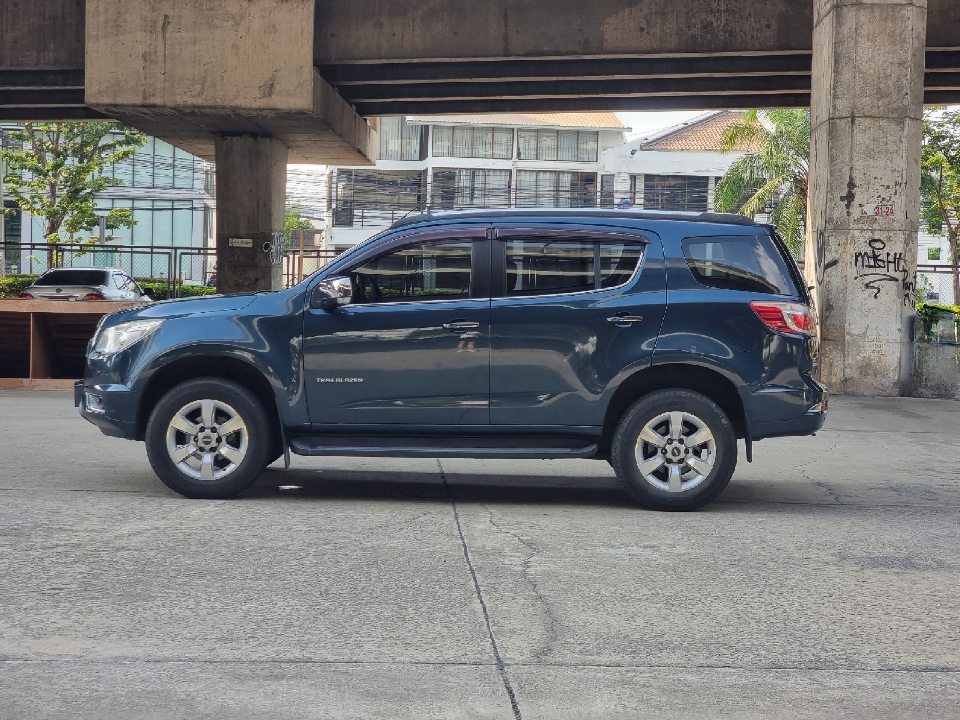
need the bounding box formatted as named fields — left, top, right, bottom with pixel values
left=682, top=234, right=798, bottom=296
left=35, top=270, right=109, bottom=286
left=505, top=239, right=643, bottom=296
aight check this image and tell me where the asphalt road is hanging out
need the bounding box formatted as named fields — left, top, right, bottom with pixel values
left=1, top=391, right=959, bottom=719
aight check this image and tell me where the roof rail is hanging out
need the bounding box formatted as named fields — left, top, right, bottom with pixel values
left=695, top=212, right=756, bottom=226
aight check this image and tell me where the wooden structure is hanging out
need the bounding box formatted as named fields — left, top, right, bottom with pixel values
left=0, top=300, right=138, bottom=390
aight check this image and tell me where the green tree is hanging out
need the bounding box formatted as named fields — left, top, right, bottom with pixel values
left=284, top=205, right=313, bottom=247
left=920, top=108, right=960, bottom=305
left=0, top=122, right=146, bottom=252
left=714, top=109, right=810, bottom=255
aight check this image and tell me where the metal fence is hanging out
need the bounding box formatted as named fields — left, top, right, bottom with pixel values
left=917, top=264, right=959, bottom=306
left=1, top=241, right=338, bottom=296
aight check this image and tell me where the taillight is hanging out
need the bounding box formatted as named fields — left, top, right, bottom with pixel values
left=82, top=292, right=107, bottom=301
left=17, top=292, right=34, bottom=299
left=750, top=301, right=817, bottom=337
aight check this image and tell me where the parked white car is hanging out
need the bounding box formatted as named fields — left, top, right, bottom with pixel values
left=17, top=268, right=154, bottom=302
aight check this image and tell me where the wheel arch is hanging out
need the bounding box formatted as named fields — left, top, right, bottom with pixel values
left=136, top=354, right=283, bottom=458
left=599, top=363, right=747, bottom=458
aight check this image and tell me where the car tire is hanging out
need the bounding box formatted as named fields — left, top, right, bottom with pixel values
left=145, top=377, right=272, bottom=499
left=611, top=389, right=737, bottom=511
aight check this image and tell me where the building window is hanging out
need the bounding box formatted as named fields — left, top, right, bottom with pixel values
left=641, top=175, right=710, bottom=211
left=378, top=117, right=427, bottom=161
left=928, top=247, right=942, bottom=261
left=600, top=175, right=615, bottom=208
left=331, top=170, right=425, bottom=227
left=515, top=171, right=597, bottom=207
left=516, top=130, right=598, bottom=162
left=431, top=169, right=512, bottom=209
left=432, top=126, right=513, bottom=159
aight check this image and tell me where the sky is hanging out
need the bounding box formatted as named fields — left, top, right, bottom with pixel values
left=617, top=111, right=706, bottom=140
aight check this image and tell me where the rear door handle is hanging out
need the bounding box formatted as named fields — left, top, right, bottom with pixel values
left=442, top=321, right=480, bottom=332
left=607, top=315, right=643, bottom=325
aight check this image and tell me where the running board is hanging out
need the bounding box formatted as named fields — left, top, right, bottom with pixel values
left=288, top=436, right=599, bottom=460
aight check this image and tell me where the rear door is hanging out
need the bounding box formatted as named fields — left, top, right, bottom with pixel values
left=489, top=225, right=667, bottom=428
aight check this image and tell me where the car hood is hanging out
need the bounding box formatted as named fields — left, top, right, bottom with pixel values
left=108, top=293, right=259, bottom=322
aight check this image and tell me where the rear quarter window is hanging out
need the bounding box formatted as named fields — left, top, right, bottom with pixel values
left=681, top=234, right=798, bottom=296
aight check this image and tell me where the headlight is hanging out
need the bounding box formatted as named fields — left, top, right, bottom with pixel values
left=92, top=320, right=162, bottom=355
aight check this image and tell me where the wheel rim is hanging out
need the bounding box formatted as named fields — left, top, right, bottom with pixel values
left=634, top=411, right=717, bottom=493
left=165, top=399, right=249, bottom=482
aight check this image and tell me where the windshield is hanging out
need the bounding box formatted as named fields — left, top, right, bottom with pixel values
left=35, top=270, right=110, bottom=287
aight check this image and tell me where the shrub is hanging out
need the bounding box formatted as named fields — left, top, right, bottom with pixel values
left=134, top=280, right=217, bottom=301
left=0, top=275, right=39, bottom=299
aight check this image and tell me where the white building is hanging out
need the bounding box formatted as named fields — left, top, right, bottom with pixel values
left=325, top=113, right=627, bottom=251
left=603, top=111, right=755, bottom=212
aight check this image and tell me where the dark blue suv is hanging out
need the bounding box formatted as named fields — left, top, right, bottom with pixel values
left=77, top=209, right=827, bottom=510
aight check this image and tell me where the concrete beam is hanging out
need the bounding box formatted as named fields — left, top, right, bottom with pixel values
left=314, top=0, right=960, bottom=63
left=84, top=0, right=375, bottom=165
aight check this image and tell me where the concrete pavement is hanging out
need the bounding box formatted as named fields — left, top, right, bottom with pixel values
left=1, top=391, right=959, bottom=718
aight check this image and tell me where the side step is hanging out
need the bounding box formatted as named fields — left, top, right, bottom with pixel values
left=288, top=435, right=599, bottom=460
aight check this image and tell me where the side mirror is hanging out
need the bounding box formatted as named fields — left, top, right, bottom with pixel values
left=142, top=287, right=156, bottom=299
left=311, top=276, right=353, bottom=311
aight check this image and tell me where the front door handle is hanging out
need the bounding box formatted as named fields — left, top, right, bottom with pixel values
left=442, top=321, right=480, bottom=332
left=607, top=315, right=643, bottom=326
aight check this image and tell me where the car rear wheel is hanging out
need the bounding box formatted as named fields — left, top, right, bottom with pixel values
left=145, top=377, right=271, bottom=499
left=611, top=389, right=737, bottom=511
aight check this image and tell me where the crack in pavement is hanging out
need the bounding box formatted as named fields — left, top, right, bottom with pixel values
left=437, top=459, right=523, bottom=720
left=484, top=507, right=559, bottom=664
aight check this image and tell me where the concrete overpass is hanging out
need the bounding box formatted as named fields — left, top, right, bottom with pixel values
left=2, top=0, right=959, bottom=395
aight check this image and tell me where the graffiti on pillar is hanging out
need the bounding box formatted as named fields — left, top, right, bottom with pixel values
left=814, top=230, right=838, bottom=285
left=853, top=238, right=904, bottom=299
left=264, top=231, right=285, bottom=266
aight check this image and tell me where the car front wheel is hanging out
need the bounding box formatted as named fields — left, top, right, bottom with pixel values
left=145, top=377, right=271, bottom=499
left=611, top=389, right=737, bottom=511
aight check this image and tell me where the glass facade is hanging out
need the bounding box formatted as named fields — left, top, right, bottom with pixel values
left=379, top=117, right=427, bottom=161
left=431, top=168, right=512, bottom=209
left=433, top=126, right=514, bottom=159
left=515, top=170, right=598, bottom=207
left=637, top=174, right=710, bottom=211
left=517, top=129, right=598, bottom=162
left=331, top=169, right=425, bottom=226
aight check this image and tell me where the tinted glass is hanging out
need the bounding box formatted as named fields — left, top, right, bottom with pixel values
left=35, top=270, right=109, bottom=286
left=350, top=241, right=472, bottom=303
left=506, top=241, right=595, bottom=296
left=600, top=244, right=643, bottom=288
left=683, top=234, right=798, bottom=295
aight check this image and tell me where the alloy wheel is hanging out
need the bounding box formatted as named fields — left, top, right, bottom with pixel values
left=165, top=399, right=249, bottom=482
left=634, top=410, right=717, bottom=493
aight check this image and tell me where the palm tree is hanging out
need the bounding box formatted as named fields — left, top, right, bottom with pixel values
left=714, top=109, right=810, bottom=255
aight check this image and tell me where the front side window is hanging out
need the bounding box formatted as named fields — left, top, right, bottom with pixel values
left=682, top=235, right=798, bottom=295
left=348, top=241, right=473, bottom=303
left=504, top=239, right=643, bottom=297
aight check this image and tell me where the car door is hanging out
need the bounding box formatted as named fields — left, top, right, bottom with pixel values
left=489, top=225, right=666, bottom=428
left=303, top=227, right=492, bottom=427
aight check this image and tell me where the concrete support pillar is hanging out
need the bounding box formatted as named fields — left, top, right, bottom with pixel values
left=214, top=135, right=288, bottom=294
left=806, top=0, right=927, bottom=396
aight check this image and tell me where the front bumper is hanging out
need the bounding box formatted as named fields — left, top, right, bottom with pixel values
left=76, top=380, right=140, bottom=439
